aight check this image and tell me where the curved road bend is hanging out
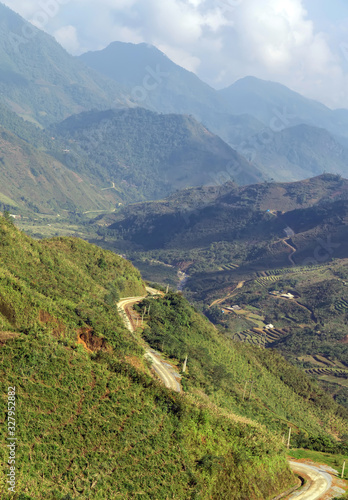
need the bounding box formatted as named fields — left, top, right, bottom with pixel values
left=288, top=462, right=332, bottom=500
left=117, top=293, right=181, bottom=393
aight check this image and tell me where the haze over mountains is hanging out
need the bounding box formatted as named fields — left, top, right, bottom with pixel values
left=1, top=3, right=348, bottom=498
left=0, top=1, right=347, bottom=216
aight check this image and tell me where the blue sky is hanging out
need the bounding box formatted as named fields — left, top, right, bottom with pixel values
left=3, top=0, right=348, bottom=109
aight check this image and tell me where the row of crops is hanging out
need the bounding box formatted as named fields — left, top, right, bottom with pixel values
left=254, top=276, right=282, bottom=287
left=233, top=327, right=286, bottom=346
left=255, top=264, right=324, bottom=279
left=335, top=298, right=348, bottom=312
left=306, top=367, right=348, bottom=378
left=219, top=263, right=239, bottom=271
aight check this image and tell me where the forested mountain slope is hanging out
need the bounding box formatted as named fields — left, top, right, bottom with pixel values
left=52, top=108, right=263, bottom=202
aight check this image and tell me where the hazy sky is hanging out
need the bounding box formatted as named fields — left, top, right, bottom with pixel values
left=3, top=0, right=348, bottom=109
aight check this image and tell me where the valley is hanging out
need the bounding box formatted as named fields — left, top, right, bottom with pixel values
left=0, top=2, right=348, bottom=497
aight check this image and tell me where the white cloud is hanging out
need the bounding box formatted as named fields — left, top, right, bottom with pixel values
left=2, top=0, right=348, bottom=108
left=53, top=25, right=79, bottom=53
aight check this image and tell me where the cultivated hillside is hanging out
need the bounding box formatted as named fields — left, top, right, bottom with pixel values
left=0, top=218, right=346, bottom=497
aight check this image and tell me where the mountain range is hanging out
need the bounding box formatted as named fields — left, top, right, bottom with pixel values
left=0, top=3, right=348, bottom=497
left=0, top=2, right=347, bottom=213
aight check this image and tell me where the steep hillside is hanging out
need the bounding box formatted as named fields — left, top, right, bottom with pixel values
left=219, top=76, right=348, bottom=141
left=78, top=42, right=265, bottom=147
left=52, top=108, right=263, bottom=202
left=248, top=124, right=348, bottom=181
left=0, top=3, right=126, bottom=126
left=0, top=218, right=347, bottom=497
left=100, top=174, right=348, bottom=253
left=0, top=127, right=118, bottom=213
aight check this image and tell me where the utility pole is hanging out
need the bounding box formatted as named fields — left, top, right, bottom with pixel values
left=248, top=380, right=254, bottom=400
left=342, top=461, right=346, bottom=479
left=166, top=284, right=169, bottom=294
left=287, top=427, right=292, bottom=449
left=242, top=380, right=248, bottom=400
left=182, top=355, right=188, bottom=373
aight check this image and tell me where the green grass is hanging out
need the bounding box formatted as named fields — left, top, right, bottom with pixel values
left=0, top=217, right=297, bottom=499
left=0, top=192, right=18, bottom=207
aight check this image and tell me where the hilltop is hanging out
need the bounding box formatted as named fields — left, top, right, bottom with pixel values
left=51, top=107, right=263, bottom=202
left=244, top=124, right=348, bottom=182
left=0, top=3, right=126, bottom=126
left=90, top=174, right=348, bottom=413
left=0, top=218, right=347, bottom=498
left=219, top=76, right=348, bottom=142
left=0, top=126, right=120, bottom=214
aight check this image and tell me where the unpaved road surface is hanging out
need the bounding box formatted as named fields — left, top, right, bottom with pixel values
left=118, top=292, right=181, bottom=393
left=288, top=462, right=332, bottom=500
left=209, top=281, right=245, bottom=308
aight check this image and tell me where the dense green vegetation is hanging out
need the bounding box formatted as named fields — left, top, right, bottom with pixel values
left=52, top=108, right=263, bottom=202
left=0, top=218, right=301, bottom=499
left=0, top=3, right=126, bottom=127
left=1, top=333, right=295, bottom=499
left=94, top=174, right=348, bottom=296
left=0, top=127, right=119, bottom=214
left=136, top=292, right=348, bottom=444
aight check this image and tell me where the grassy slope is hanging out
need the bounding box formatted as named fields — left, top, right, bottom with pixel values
left=0, top=127, right=119, bottom=214
left=137, top=293, right=348, bottom=443
left=0, top=218, right=297, bottom=499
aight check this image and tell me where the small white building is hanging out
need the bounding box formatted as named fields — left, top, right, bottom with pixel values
left=265, top=324, right=274, bottom=330
left=284, top=226, right=295, bottom=237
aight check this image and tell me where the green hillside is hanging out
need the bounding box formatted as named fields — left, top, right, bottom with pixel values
left=1, top=218, right=347, bottom=498
left=0, top=127, right=119, bottom=214
left=79, top=42, right=265, bottom=148
left=51, top=108, right=263, bottom=202
left=0, top=3, right=127, bottom=126
left=249, top=124, right=348, bottom=182
left=98, top=174, right=348, bottom=260
left=219, top=76, right=348, bottom=141
left=89, top=175, right=348, bottom=408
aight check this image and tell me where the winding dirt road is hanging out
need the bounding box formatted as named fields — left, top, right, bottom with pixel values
left=288, top=462, right=332, bottom=500
left=117, top=291, right=181, bottom=393
left=283, top=238, right=297, bottom=267
left=209, top=281, right=245, bottom=308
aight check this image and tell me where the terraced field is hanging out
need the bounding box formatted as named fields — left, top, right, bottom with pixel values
left=233, top=327, right=287, bottom=346
left=306, top=367, right=348, bottom=379
left=255, top=264, right=324, bottom=279
left=254, top=276, right=282, bottom=286
left=335, top=298, right=348, bottom=312
left=219, top=263, right=239, bottom=271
